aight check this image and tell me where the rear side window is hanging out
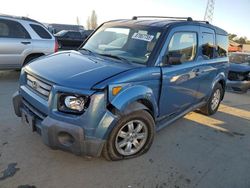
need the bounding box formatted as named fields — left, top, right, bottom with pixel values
left=216, top=34, right=228, bottom=57
left=30, top=24, right=52, bottom=39
left=166, top=32, right=197, bottom=65
left=202, top=32, right=215, bottom=59
left=0, top=19, right=30, bottom=39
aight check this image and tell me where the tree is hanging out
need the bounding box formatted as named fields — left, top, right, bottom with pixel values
left=228, top=33, right=237, bottom=40
left=86, top=10, right=98, bottom=30
left=236, top=37, right=247, bottom=44
left=76, top=16, right=80, bottom=25
left=229, top=33, right=248, bottom=44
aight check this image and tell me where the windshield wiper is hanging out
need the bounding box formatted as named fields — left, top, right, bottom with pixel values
left=98, top=53, right=133, bottom=64
left=80, top=48, right=95, bottom=55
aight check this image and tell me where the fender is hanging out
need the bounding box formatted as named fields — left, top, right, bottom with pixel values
left=209, top=71, right=227, bottom=99
left=109, top=84, right=159, bottom=118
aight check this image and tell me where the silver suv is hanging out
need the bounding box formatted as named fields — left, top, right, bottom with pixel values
left=0, top=15, right=58, bottom=69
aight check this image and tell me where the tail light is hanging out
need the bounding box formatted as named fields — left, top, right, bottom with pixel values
left=54, top=40, right=59, bottom=52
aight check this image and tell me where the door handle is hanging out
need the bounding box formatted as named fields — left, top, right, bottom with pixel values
left=21, top=41, right=31, bottom=45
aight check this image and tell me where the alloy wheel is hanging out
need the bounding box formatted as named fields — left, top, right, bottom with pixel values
left=115, top=120, right=148, bottom=156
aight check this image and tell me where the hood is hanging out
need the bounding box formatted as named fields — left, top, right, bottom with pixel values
left=229, top=62, right=250, bottom=72
left=25, top=51, right=135, bottom=89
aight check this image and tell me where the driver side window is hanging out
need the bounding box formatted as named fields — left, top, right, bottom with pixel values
left=166, top=32, right=197, bottom=65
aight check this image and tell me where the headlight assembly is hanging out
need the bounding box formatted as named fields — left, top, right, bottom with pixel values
left=58, top=93, right=89, bottom=114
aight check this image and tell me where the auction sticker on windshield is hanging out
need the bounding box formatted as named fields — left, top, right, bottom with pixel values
left=132, top=33, right=154, bottom=42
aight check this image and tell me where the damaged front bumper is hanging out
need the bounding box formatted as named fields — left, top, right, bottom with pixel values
left=13, top=91, right=117, bottom=157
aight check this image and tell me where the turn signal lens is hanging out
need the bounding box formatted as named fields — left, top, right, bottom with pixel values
left=112, top=86, right=122, bottom=96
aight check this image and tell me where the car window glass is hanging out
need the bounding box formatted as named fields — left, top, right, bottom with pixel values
left=30, top=24, right=52, bottom=39
left=202, top=32, right=215, bottom=59
left=67, top=32, right=73, bottom=38
left=166, top=32, right=197, bottom=65
left=0, top=22, right=9, bottom=37
left=216, top=34, right=228, bottom=57
left=74, top=32, right=82, bottom=38
left=0, top=19, right=30, bottom=39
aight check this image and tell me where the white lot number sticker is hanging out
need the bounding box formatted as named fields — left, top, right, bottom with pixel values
left=132, top=33, right=154, bottom=42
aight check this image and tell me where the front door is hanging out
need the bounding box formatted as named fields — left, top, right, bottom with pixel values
left=159, top=26, right=201, bottom=117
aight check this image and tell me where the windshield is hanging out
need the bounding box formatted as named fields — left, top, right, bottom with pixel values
left=81, top=25, right=162, bottom=64
left=229, top=53, right=250, bottom=64
left=55, top=30, right=67, bottom=36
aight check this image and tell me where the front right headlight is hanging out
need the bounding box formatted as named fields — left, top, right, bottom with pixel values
left=58, top=93, right=89, bottom=114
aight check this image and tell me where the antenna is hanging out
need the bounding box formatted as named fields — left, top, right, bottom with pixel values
left=204, top=0, right=215, bottom=23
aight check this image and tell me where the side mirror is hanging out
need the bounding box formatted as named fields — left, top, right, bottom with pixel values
left=162, top=53, right=182, bottom=66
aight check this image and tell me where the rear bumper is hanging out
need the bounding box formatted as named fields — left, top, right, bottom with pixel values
left=13, top=91, right=105, bottom=157
left=226, top=80, right=250, bottom=92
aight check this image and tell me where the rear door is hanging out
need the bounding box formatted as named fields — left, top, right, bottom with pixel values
left=0, top=19, right=32, bottom=69
left=159, top=25, right=201, bottom=117
left=194, top=27, right=218, bottom=101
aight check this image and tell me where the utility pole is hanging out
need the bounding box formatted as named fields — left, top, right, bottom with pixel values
left=204, top=0, right=215, bottom=23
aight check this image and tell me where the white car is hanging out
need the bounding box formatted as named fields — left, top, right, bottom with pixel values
left=0, top=14, right=58, bottom=69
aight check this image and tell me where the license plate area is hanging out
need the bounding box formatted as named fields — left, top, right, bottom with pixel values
left=21, top=108, right=36, bottom=132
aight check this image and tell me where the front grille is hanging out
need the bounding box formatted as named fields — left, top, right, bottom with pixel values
left=26, top=74, right=52, bottom=99
left=23, top=99, right=46, bottom=120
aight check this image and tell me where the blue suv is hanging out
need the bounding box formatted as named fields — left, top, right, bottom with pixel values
left=13, top=16, right=229, bottom=160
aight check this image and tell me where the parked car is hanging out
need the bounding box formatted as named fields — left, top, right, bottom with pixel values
left=80, top=30, right=93, bottom=39
left=13, top=16, right=229, bottom=160
left=227, top=52, right=250, bottom=93
left=0, top=14, right=58, bottom=69
left=55, top=30, right=93, bottom=50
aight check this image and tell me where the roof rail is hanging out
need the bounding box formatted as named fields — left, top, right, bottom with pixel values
left=196, top=20, right=210, bottom=24
left=0, top=13, right=40, bottom=24
left=132, top=16, right=193, bottom=21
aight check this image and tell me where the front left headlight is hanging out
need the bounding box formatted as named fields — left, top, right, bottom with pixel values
left=58, top=93, right=89, bottom=114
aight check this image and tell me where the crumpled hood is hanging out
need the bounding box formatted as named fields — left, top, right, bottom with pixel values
left=229, top=62, right=250, bottom=72
left=25, top=51, right=134, bottom=89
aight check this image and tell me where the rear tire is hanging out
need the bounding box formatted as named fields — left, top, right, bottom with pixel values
left=103, top=110, right=155, bottom=161
left=199, top=83, right=223, bottom=116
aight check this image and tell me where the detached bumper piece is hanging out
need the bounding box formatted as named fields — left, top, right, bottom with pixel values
left=12, top=92, right=105, bottom=157
left=227, top=71, right=250, bottom=93
left=227, top=80, right=250, bottom=93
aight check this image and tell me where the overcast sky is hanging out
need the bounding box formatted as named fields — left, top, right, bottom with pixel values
left=1, top=0, right=249, bottom=38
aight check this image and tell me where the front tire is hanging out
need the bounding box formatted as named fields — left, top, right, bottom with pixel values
left=199, top=83, right=223, bottom=116
left=103, top=110, right=155, bottom=161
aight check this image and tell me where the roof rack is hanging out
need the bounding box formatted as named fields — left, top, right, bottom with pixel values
left=196, top=20, right=210, bottom=24
left=132, top=16, right=193, bottom=21
left=0, top=13, right=40, bottom=23
left=132, top=16, right=210, bottom=24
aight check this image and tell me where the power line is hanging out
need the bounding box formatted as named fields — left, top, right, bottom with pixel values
left=204, top=0, right=215, bottom=23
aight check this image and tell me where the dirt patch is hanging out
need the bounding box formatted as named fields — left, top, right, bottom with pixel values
left=0, top=163, right=20, bottom=181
